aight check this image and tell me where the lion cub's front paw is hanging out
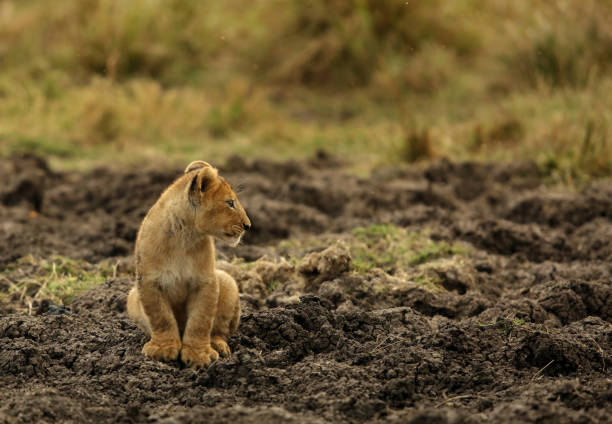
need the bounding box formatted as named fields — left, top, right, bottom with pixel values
left=211, top=337, right=231, bottom=357
left=142, top=339, right=181, bottom=362
left=180, top=343, right=219, bottom=368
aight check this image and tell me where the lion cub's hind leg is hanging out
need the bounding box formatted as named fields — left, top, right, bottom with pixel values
left=211, top=270, right=241, bottom=357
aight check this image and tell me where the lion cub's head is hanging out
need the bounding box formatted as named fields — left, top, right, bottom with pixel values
left=184, top=161, right=251, bottom=246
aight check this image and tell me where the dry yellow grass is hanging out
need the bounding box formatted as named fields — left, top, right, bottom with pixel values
left=0, top=0, right=610, bottom=180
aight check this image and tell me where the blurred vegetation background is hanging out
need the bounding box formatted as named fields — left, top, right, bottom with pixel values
left=0, top=0, right=611, bottom=182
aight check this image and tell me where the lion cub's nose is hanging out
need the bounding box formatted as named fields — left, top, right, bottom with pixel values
left=243, top=223, right=251, bottom=231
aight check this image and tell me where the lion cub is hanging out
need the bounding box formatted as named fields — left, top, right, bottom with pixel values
left=127, top=161, right=250, bottom=367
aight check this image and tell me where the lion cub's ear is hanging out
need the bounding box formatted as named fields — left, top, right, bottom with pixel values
left=184, top=160, right=213, bottom=174
left=187, top=165, right=219, bottom=205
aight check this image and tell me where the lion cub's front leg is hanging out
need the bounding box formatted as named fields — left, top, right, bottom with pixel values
left=138, top=282, right=182, bottom=361
left=180, top=276, right=220, bottom=368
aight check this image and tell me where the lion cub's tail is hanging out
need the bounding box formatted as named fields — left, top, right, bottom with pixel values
left=127, top=287, right=152, bottom=336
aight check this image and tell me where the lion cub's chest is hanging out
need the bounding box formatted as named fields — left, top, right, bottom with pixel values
left=155, top=254, right=209, bottom=303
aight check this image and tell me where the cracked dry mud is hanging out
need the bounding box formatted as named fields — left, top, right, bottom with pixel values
left=1, top=153, right=611, bottom=423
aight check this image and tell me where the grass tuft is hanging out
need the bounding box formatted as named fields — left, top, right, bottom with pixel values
left=398, top=125, right=435, bottom=163
left=351, top=224, right=467, bottom=273
left=0, top=255, right=125, bottom=313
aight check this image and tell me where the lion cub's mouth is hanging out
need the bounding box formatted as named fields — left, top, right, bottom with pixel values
left=220, top=231, right=244, bottom=247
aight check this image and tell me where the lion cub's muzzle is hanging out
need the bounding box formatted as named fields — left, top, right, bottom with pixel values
left=223, top=219, right=250, bottom=246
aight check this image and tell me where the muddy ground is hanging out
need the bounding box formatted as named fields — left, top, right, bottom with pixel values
left=0, top=152, right=610, bottom=423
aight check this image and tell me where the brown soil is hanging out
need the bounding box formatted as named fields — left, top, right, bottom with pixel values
left=1, top=152, right=611, bottom=423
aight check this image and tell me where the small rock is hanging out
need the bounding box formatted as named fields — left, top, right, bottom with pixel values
left=299, top=242, right=352, bottom=290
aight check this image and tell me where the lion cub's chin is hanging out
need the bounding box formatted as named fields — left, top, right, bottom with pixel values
left=219, top=234, right=243, bottom=247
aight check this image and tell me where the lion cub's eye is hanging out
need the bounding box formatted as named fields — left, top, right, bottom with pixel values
left=226, top=200, right=235, bottom=209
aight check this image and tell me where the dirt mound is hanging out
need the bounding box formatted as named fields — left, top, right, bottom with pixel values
left=1, top=153, right=611, bottom=423
left=2, top=153, right=611, bottom=265
left=1, top=284, right=609, bottom=423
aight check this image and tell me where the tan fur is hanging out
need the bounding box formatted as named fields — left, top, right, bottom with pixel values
left=127, top=161, right=250, bottom=367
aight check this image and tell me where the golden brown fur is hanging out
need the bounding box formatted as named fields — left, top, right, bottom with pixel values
left=127, top=161, right=250, bottom=367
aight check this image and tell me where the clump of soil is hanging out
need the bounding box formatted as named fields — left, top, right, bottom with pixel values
left=0, top=153, right=610, bottom=423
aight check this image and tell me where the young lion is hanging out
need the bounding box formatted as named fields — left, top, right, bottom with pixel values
left=127, top=160, right=250, bottom=367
